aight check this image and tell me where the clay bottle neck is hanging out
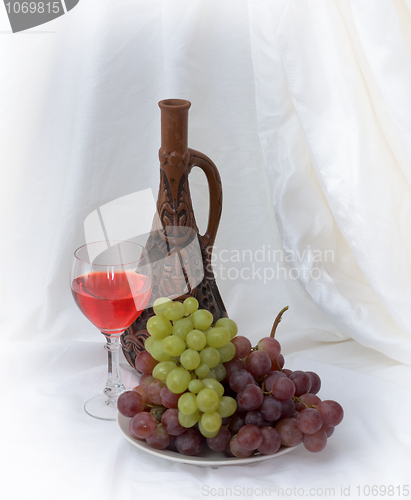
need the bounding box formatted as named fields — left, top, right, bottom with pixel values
left=156, top=99, right=197, bottom=239
left=159, top=99, right=191, bottom=155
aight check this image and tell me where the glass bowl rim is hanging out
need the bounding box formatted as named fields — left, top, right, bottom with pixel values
left=73, top=240, right=147, bottom=267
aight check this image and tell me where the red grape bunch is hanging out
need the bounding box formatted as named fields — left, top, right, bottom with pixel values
left=117, top=301, right=344, bottom=458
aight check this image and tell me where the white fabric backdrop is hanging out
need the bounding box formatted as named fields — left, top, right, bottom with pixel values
left=250, top=0, right=411, bottom=365
left=1, top=1, right=410, bottom=499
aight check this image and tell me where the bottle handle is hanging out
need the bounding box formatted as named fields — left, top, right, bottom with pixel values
left=188, top=148, right=222, bottom=249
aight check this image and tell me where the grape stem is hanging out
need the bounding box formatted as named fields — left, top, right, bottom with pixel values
left=262, top=381, right=272, bottom=396
left=270, top=306, right=289, bottom=338
left=292, top=396, right=318, bottom=409
left=148, top=405, right=166, bottom=421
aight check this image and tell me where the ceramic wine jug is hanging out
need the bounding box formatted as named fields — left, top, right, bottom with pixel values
left=121, top=99, right=227, bottom=368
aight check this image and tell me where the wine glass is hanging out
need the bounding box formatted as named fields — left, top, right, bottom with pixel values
left=70, top=240, right=152, bottom=420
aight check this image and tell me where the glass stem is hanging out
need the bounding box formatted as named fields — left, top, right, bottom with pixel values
left=102, top=334, right=126, bottom=406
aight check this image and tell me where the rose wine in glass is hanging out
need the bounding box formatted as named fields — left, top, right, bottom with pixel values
left=70, top=240, right=152, bottom=420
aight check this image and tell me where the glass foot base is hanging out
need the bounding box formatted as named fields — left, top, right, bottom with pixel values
left=84, top=394, right=119, bottom=421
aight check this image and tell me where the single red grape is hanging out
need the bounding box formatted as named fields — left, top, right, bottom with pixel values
left=129, top=412, right=157, bottom=439
left=135, top=351, right=159, bottom=375
left=206, top=426, right=232, bottom=452
left=264, top=371, right=287, bottom=392
left=296, top=408, right=323, bottom=434
left=244, top=411, right=264, bottom=427
left=259, top=396, right=282, bottom=421
left=229, top=369, right=254, bottom=392
left=236, top=384, right=264, bottom=411
left=229, top=435, right=254, bottom=458
left=303, top=429, right=327, bottom=452
left=257, top=427, right=282, bottom=455
left=317, top=400, right=344, bottom=426
left=307, top=371, right=321, bottom=394
left=246, top=351, right=271, bottom=378
left=224, top=358, right=246, bottom=381
left=160, top=386, right=182, bottom=409
left=146, top=424, right=172, bottom=450
left=175, top=428, right=204, bottom=456
left=257, top=337, right=281, bottom=361
left=237, top=424, right=263, bottom=450
left=271, top=377, right=295, bottom=401
left=275, top=417, right=303, bottom=447
left=161, top=408, right=186, bottom=436
left=117, top=391, right=144, bottom=417
left=288, top=371, right=312, bottom=396
left=147, top=380, right=165, bottom=405
left=231, top=336, right=252, bottom=359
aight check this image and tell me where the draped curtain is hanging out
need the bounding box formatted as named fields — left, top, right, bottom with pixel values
left=249, top=0, right=411, bottom=364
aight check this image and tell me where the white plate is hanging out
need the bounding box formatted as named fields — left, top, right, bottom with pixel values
left=117, top=413, right=300, bottom=467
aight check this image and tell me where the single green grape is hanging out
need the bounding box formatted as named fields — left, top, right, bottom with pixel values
left=153, top=297, right=172, bottom=316
left=144, top=335, right=155, bottom=354
left=180, top=349, right=201, bottom=371
left=191, top=309, right=214, bottom=330
left=178, top=409, right=200, bottom=428
left=198, top=421, right=219, bottom=438
left=206, top=370, right=217, bottom=380
left=147, top=315, right=173, bottom=339
left=202, top=378, right=224, bottom=398
left=217, top=396, right=237, bottom=418
left=188, top=379, right=204, bottom=394
left=163, top=301, right=185, bottom=322
left=186, top=330, right=207, bottom=351
left=152, top=361, right=177, bottom=382
left=162, top=335, right=186, bottom=357
left=150, top=339, right=172, bottom=362
left=178, top=392, right=198, bottom=415
left=217, top=342, right=236, bottom=363
left=195, top=363, right=210, bottom=379
left=200, top=411, right=222, bottom=433
left=196, top=387, right=219, bottom=412
left=206, top=327, right=231, bottom=349
left=212, top=362, right=226, bottom=381
left=199, top=347, right=220, bottom=368
left=184, top=296, right=199, bottom=315
left=166, top=367, right=191, bottom=394
left=215, top=317, right=238, bottom=338
left=172, top=317, right=194, bottom=340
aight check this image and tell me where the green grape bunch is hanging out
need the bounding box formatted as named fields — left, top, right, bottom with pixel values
left=140, top=296, right=238, bottom=437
